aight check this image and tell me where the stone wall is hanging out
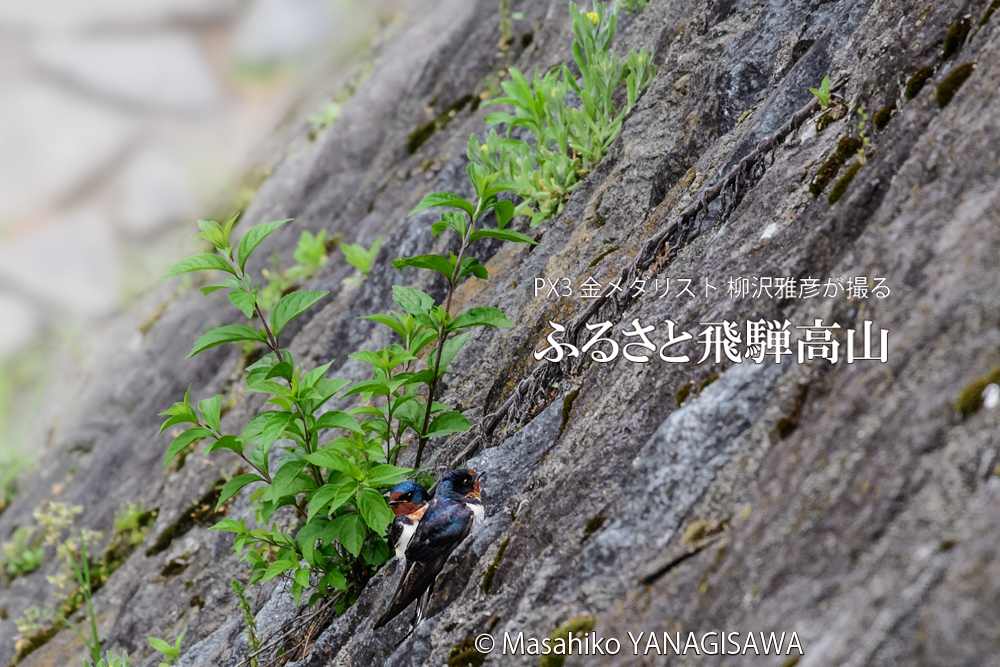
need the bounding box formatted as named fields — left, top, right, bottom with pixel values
left=2, top=0, right=1000, bottom=665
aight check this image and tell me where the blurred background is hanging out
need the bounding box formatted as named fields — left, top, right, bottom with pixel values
left=0, top=0, right=406, bottom=504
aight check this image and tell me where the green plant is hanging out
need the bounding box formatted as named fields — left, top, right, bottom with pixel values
left=810, top=75, right=832, bottom=109
left=232, top=580, right=260, bottom=667
left=84, top=652, right=130, bottom=667
left=2, top=526, right=44, bottom=578
left=55, top=531, right=103, bottom=665
left=472, top=1, right=655, bottom=225
left=259, top=230, right=340, bottom=310
left=148, top=629, right=185, bottom=667
left=309, top=103, right=342, bottom=133
left=159, top=164, right=532, bottom=612
left=619, top=0, right=649, bottom=14
left=340, top=236, right=382, bottom=285
left=855, top=104, right=870, bottom=164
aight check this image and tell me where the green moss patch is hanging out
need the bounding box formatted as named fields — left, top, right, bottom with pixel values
left=981, top=0, right=1000, bottom=26
left=582, top=515, right=606, bottom=541
left=676, top=381, right=694, bottom=406
left=775, top=382, right=810, bottom=439
left=828, top=161, right=862, bottom=204
left=809, top=136, right=863, bottom=196
left=905, top=66, right=935, bottom=100
left=482, top=537, right=510, bottom=594
left=936, top=63, right=976, bottom=108
left=407, top=95, right=475, bottom=155
left=587, top=245, right=620, bottom=268
left=873, top=103, right=895, bottom=131
left=943, top=17, right=972, bottom=59
left=146, top=478, right=228, bottom=557
left=539, top=616, right=597, bottom=667
left=699, top=373, right=720, bottom=391
left=448, top=637, right=487, bottom=667
left=955, top=367, right=1000, bottom=418
left=559, top=387, right=581, bottom=438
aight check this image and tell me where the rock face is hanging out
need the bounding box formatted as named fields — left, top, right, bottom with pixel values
left=3, top=0, right=1000, bottom=665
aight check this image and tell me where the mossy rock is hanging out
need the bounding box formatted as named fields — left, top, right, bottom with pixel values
left=810, top=136, right=863, bottom=196
left=481, top=537, right=510, bottom=594
left=828, top=161, right=862, bottom=204
left=699, top=373, right=720, bottom=391
left=539, top=616, right=597, bottom=667
left=904, top=66, right=935, bottom=100
left=583, top=515, right=606, bottom=538
left=873, top=103, right=895, bottom=131
left=936, top=63, right=976, bottom=109
left=942, top=16, right=972, bottom=59
left=982, top=0, right=1000, bottom=26
left=448, top=637, right=487, bottom=667
left=676, top=381, right=694, bottom=406
left=955, top=367, right=1000, bottom=418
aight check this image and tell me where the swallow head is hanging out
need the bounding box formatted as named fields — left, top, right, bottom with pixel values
left=388, top=480, right=430, bottom=516
left=438, top=468, right=482, bottom=501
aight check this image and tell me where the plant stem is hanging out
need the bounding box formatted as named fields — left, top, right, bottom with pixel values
left=413, top=204, right=478, bottom=468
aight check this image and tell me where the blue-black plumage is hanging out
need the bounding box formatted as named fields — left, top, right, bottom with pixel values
left=374, top=469, right=484, bottom=629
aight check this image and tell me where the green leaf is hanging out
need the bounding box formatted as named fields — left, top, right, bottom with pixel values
left=158, top=412, right=200, bottom=436
left=270, top=290, right=328, bottom=336
left=148, top=638, right=175, bottom=657
left=164, top=253, right=235, bottom=279
left=450, top=306, right=514, bottom=330
left=490, top=199, right=516, bottom=228
left=261, top=559, right=297, bottom=581
left=307, top=480, right=357, bottom=521
left=301, top=361, right=334, bottom=390
left=314, top=411, right=364, bottom=435
left=210, top=518, right=247, bottom=534
left=294, top=567, right=310, bottom=589
left=216, top=474, right=263, bottom=510
left=392, top=285, right=435, bottom=316
left=408, top=192, right=475, bottom=218
left=204, top=434, right=244, bottom=455
left=188, top=325, right=267, bottom=358
left=198, top=395, right=221, bottom=432
left=237, top=219, right=290, bottom=271
left=391, top=254, right=455, bottom=279
left=164, top=427, right=211, bottom=466
left=228, top=287, right=258, bottom=319
left=469, top=228, right=537, bottom=244
left=357, top=488, right=394, bottom=533
left=457, top=257, right=488, bottom=281
left=333, top=514, right=366, bottom=557
left=438, top=332, right=469, bottom=375
left=364, top=464, right=411, bottom=488
left=424, top=411, right=471, bottom=438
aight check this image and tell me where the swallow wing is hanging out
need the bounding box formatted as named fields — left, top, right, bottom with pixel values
left=373, top=499, right=473, bottom=629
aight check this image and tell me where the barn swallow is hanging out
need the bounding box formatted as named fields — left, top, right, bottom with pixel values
left=374, top=469, right=484, bottom=629
left=387, top=481, right=431, bottom=559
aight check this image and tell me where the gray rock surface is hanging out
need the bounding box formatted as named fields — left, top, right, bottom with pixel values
left=3, top=0, right=1000, bottom=665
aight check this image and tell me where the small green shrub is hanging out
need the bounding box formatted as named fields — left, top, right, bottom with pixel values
left=85, top=651, right=130, bottom=667
left=160, top=162, right=533, bottom=612
left=232, top=580, right=260, bottom=667
left=148, top=629, right=185, bottom=667
left=810, top=75, right=832, bottom=108
left=2, top=527, right=44, bottom=578
left=471, top=2, right=655, bottom=225
left=258, top=230, right=340, bottom=310
left=341, top=236, right=382, bottom=284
